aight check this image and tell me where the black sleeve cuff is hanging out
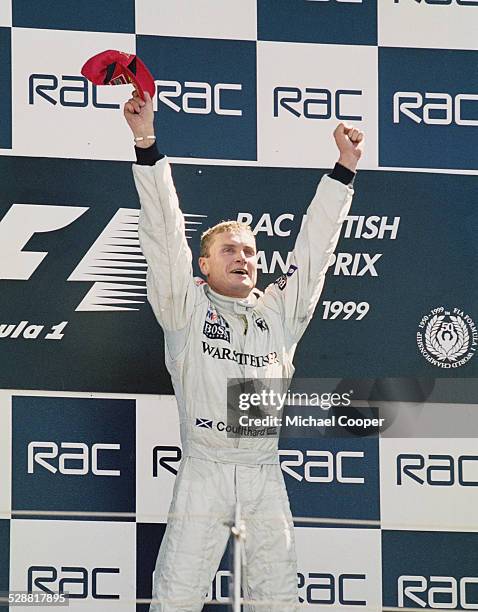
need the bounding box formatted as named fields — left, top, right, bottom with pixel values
left=329, top=162, right=355, bottom=186
left=134, top=141, right=164, bottom=166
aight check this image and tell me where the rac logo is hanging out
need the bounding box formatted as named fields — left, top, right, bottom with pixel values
left=274, top=87, right=362, bottom=121
left=393, top=92, right=478, bottom=126
left=28, top=442, right=121, bottom=476
left=307, top=0, right=363, bottom=4
left=29, top=74, right=243, bottom=116
left=29, top=75, right=119, bottom=108
left=28, top=566, right=119, bottom=599
left=280, top=450, right=365, bottom=484
left=397, top=453, right=478, bottom=486
left=156, top=80, right=242, bottom=116
left=394, top=0, right=478, bottom=5
left=398, top=575, right=478, bottom=609
left=299, top=572, right=366, bottom=606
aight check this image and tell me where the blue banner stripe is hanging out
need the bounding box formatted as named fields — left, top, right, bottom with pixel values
left=0, top=520, right=9, bottom=607
left=258, top=0, right=377, bottom=46
left=0, top=27, right=11, bottom=149
left=12, top=0, right=135, bottom=33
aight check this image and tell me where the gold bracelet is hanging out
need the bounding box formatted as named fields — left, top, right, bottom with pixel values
left=134, top=135, right=156, bottom=143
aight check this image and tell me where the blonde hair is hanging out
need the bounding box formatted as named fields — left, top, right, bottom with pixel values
left=200, top=220, right=254, bottom=257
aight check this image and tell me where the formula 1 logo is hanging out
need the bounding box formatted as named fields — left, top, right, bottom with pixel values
left=0, top=203, right=205, bottom=312
left=0, top=204, right=88, bottom=280
left=68, top=208, right=146, bottom=312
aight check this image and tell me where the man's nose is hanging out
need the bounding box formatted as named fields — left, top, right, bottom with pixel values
left=235, top=251, right=246, bottom=263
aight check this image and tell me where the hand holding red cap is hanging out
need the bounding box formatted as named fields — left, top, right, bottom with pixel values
left=81, top=50, right=155, bottom=101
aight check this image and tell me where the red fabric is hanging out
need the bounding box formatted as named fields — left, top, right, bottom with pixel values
left=81, top=50, right=155, bottom=100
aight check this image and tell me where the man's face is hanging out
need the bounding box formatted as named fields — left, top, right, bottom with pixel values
left=199, top=230, right=257, bottom=298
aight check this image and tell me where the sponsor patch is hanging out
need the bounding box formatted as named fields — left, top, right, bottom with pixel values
left=255, top=317, right=269, bottom=332
left=195, top=418, right=213, bottom=429
left=274, top=264, right=298, bottom=291
left=203, top=305, right=231, bottom=343
left=202, top=341, right=279, bottom=367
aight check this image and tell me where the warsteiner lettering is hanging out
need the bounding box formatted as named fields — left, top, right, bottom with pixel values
left=202, top=341, right=279, bottom=367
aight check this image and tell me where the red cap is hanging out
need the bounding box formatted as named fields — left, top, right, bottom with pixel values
left=81, top=50, right=155, bottom=100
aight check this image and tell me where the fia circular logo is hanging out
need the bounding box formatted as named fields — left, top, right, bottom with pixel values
left=417, top=307, right=477, bottom=368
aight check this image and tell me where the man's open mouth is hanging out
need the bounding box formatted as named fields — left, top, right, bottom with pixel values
left=231, top=269, right=248, bottom=276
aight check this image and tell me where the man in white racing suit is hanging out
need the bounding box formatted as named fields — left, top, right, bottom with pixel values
left=124, top=91, right=363, bottom=611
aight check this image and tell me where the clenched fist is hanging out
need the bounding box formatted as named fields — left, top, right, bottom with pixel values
left=333, top=123, right=364, bottom=172
left=123, top=90, right=155, bottom=147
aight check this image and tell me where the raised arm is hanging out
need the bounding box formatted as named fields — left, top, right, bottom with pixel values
left=124, top=91, right=196, bottom=332
left=263, top=124, right=364, bottom=348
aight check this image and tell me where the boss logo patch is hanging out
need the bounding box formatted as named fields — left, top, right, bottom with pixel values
left=203, top=305, right=231, bottom=343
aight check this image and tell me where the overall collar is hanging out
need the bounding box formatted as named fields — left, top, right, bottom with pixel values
left=206, top=285, right=259, bottom=315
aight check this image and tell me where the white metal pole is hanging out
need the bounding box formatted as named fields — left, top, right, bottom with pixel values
left=231, top=500, right=243, bottom=612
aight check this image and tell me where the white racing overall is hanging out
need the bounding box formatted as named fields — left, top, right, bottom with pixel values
left=133, top=158, right=353, bottom=611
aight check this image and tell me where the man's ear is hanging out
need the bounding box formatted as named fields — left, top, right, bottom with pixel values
left=198, top=256, right=209, bottom=276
